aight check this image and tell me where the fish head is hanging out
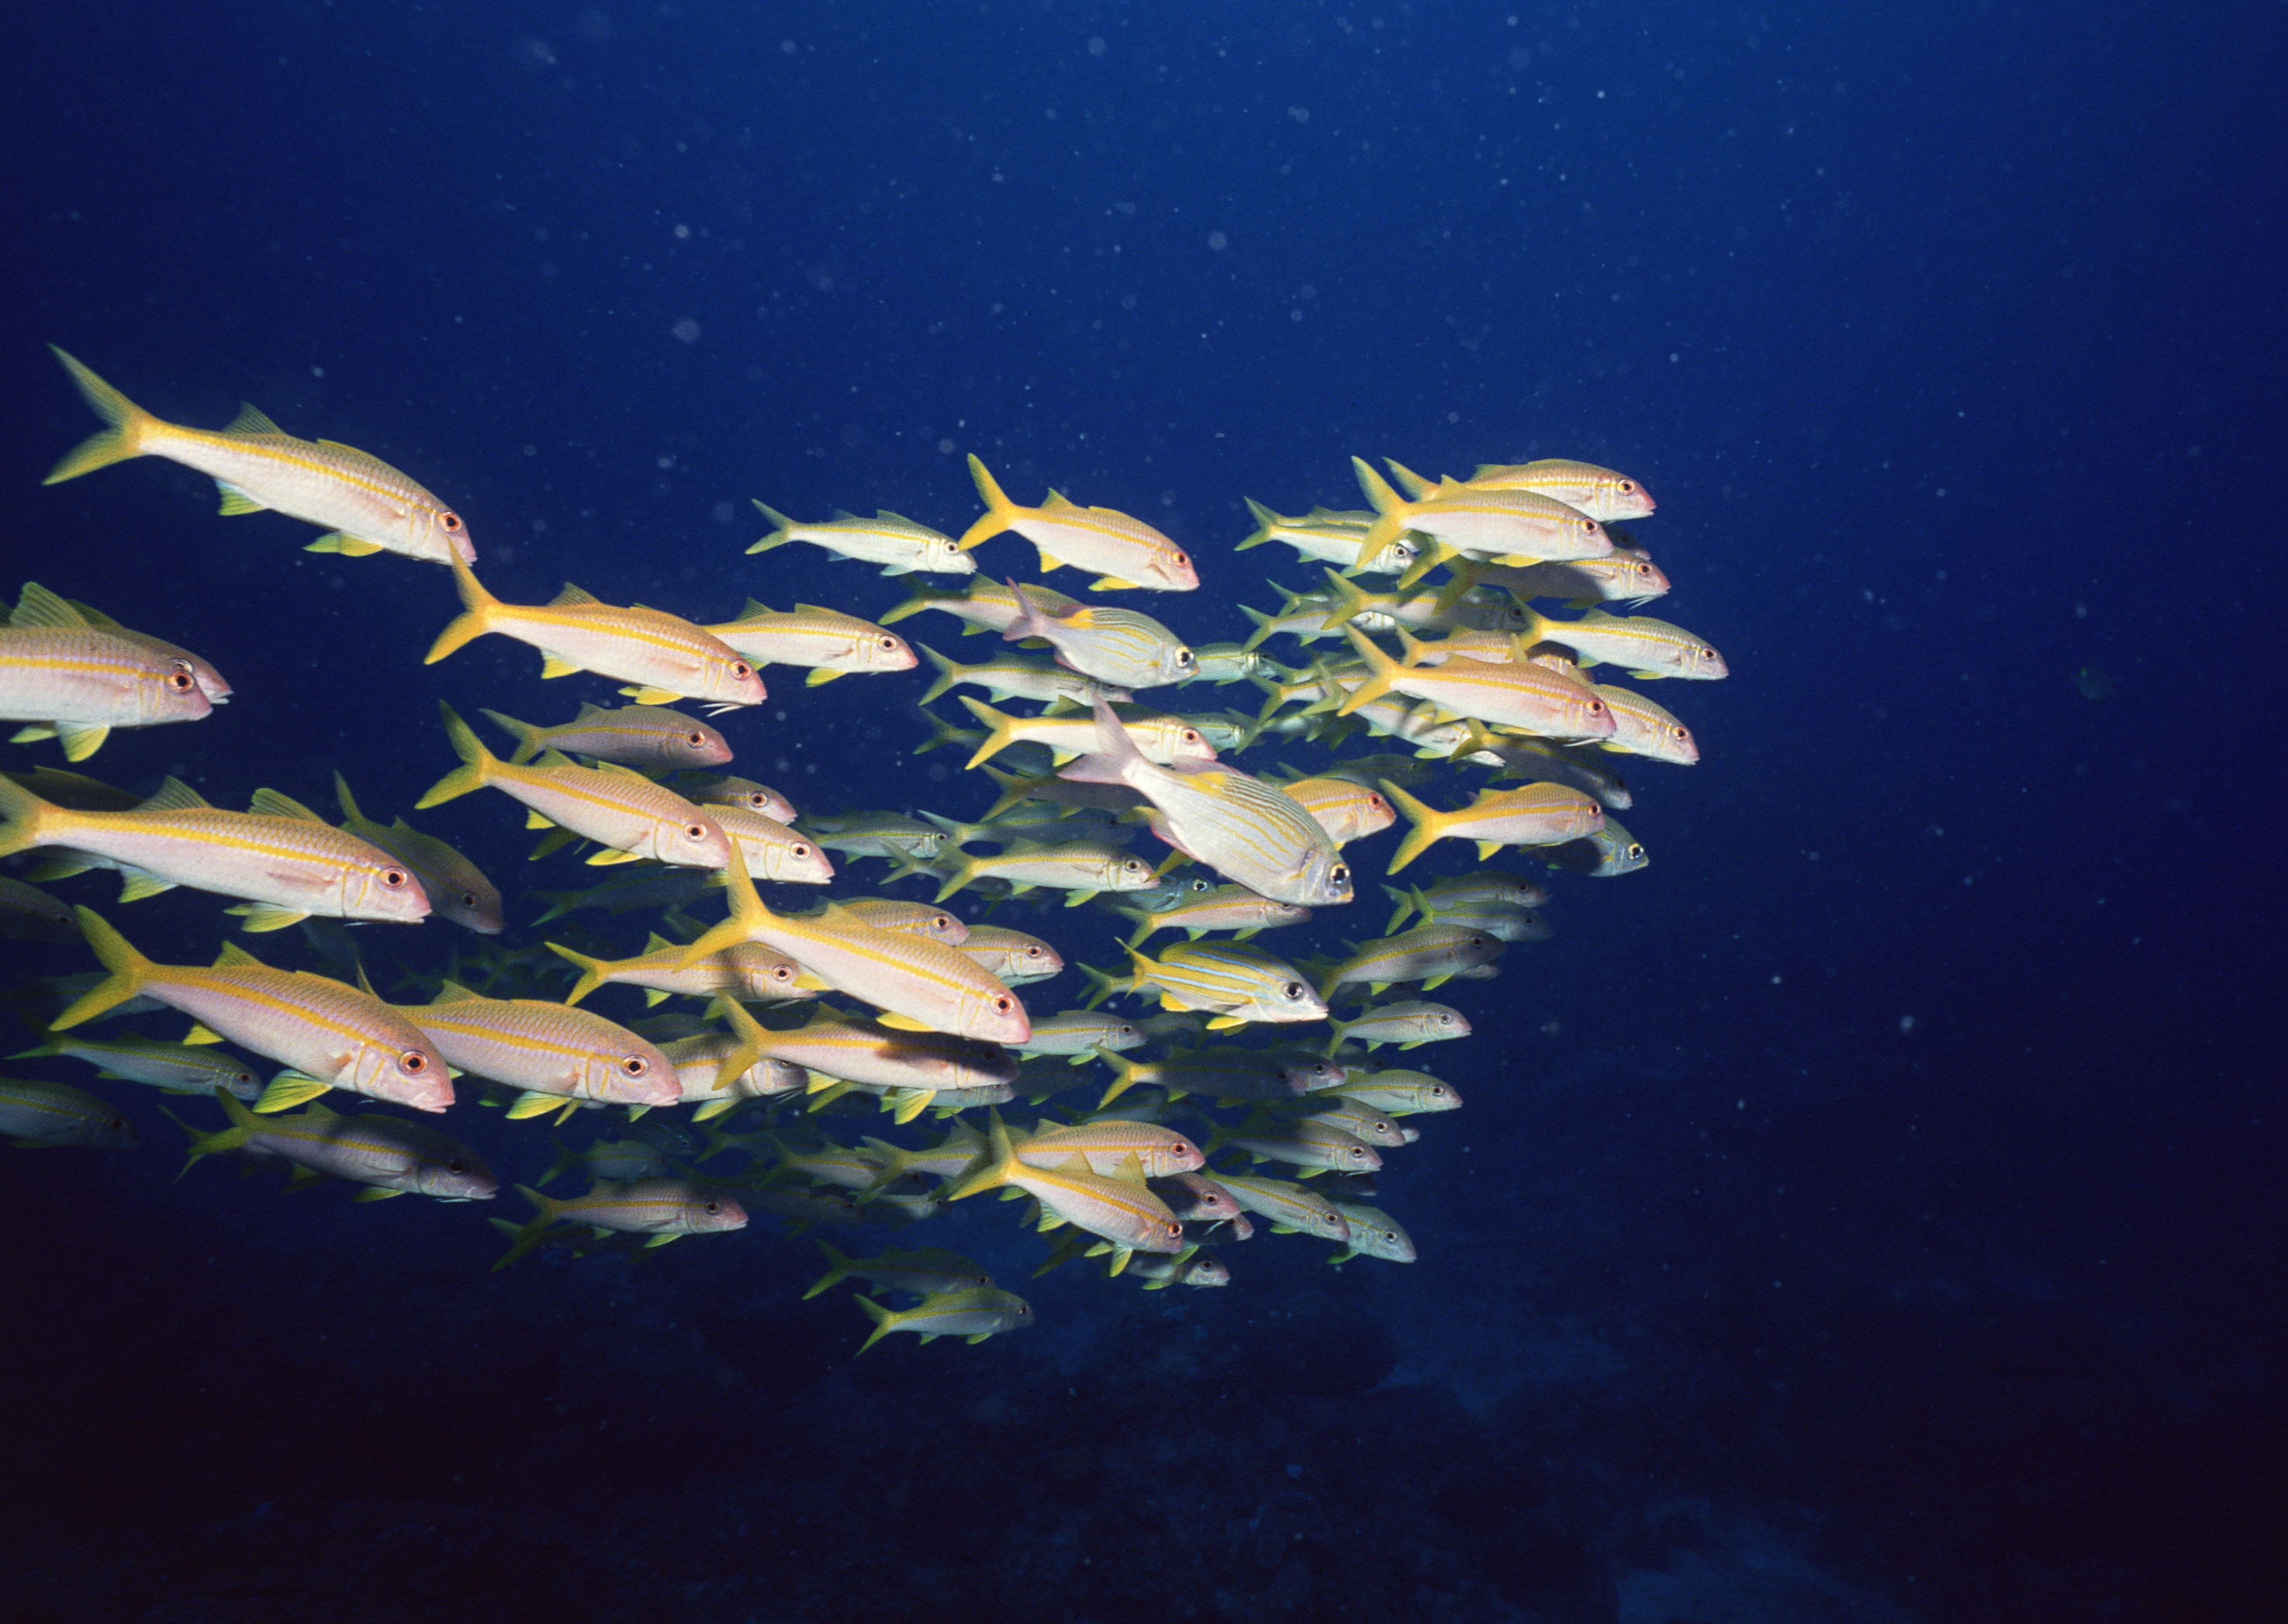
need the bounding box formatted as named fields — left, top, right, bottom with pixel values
left=867, top=631, right=918, bottom=671
left=1182, top=1257, right=1232, bottom=1286
left=1158, top=644, right=1198, bottom=686
left=430, top=871, right=506, bottom=935
left=413, top=1145, right=499, bottom=1201
left=353, top=1035, right=454, bottom=1113
left=593, top=1038, right=682, bottom=1107
left=1289, top=848, right=1354, bottom=910
left=343, top=854, right=432, bottom=924
left=759, top=834, right=835, bottom=885
left=137, top=658, right=217, bottom=727
left=728, top=946, right=807, bottom=1002
left=1005, top=938, right=1063, bottom=980
left=1147, top=544, right=1201, bottom=592
left=701, top=655, right=769, bottom=707
left=667, top=721, right=734, bottom=767
left=680, top=1188, right=748, bottom=1234
left=1602, top=475, right=1656, bottom=520
left=1281, top=1057, right=1343, bottom=1093
left=925, top=537, right=979, bottom=575
left=71, top=1106, right=140, bottom=1150
left=1686, top=641, right=1729, bottom=679
left=1251, top=972, right=1328, bottom=1025
left=917, top=908, right=968, bottom=944
left=1107, top=853, right=1158, bottom=893
left=654, top=813, right=734, bottom=870
left=1163, top=724, right=1218, bottom=765
left=961, top=984, right=1032, bottom=1046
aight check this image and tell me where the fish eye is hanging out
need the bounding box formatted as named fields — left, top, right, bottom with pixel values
left=731, top=661, right=755, bottom=679
left=1026, top=945, right=1045, bottom=960
left=1182, top=729, right=1201, bottom=744
left=703, top=1200, right=721, bottom=1215
left=685, top=731, right=705, bottom=746
left=622, top=1056, right=648, bottom=1076
left=879, top=637, right=899, bottom=651
left=1628, top=844, right=1645, bottom=859
left=1281, top=981, right=1304, bottom=1000
left=1618, top=480, right=1634, bottom=492
left=1330, top=864, right=1350, bottom=884
left=166, top=670, right=195, bottom=691
left=1174, top=551, right=1190, bottom=568
left=440, top=512, right=464, bottom=533
left=1367, top=795, right=1388, bottom=812
left=1672, top=726, right=1689, bottom=740
left=1588, top=700, right=1605, bottom=714
left=793, top=843, right=813, bottom=858
left=1177, top=649, right=1194, bottom=665
left=686, top=824, right=708, bottom=840
left=382, top=867, right=408, bottom=888
left=447, top=1158, right=467, bottom=1173
left=993, top=996, right=1014, bottom=1013
left=400, top=1050, right=429, bottom=1073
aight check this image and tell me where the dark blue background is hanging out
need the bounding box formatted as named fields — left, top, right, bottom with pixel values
left=2, top=3, right=2279, bottom=1619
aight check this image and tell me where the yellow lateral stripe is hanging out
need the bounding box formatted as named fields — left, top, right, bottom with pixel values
left=161, top=969, right=395, bottom=1049
left=157, top=424, right=423, bottom=503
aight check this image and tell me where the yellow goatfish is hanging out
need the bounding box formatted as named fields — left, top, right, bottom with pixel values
left=479, top=703, right=732, bottom=770
left=1, top=589, right=216, bottom=762
left=427, top=552, right=766, bottom=708
left=854, top=1287, right=1033, bottom=1352
left=0, top=775, right=429, bottom=933
left=403, top=981, right=679, bottom=1116
left=182, top=1090, right=497, bottom=1200
left=1380, top=779, right=1605, bottom=873
left=679, top=849, right=1029, bottom=1045
left=703, top=600, right=916, bottom=685
left=53, top=910, right=453, bottom=1113
left=1336, top=626, right=1616, bottom=743
left=493, top=1179, right=747, bottom=1269
left=416, top=704, right=732, bottom=869
left=332, top=774, right=505, bottom=934
left=43, top=347, right=475, bottom=564
left=958, top=456, right=1200, bottom=592
left=748, top=502, right=973, bottom=576
left=1390, top=457, right=1657, bottom=524
left=942, top=1113, right=1186, bottom=1270
left=16, top=586, right=233, bottom=707
left=0, top=1076, right=138, bottom=1149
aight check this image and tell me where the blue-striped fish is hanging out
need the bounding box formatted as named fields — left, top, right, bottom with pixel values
left=1002, top=582, right=1195, bottom=689
left=1092, top=941, right=1326, bottom=1031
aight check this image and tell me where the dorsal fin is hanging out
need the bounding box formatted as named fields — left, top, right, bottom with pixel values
left=314, top=438, right=372, bottom=458
left=572, top=701, right=607, bottom=719
left=11, top=582, right=90, bottom=631
left=213, top=940, right=264, bottom=969
left=225, top=402, right=285, bottom=437
left=740, top=598, right=774, bottom=618
left=877, top=511, right=921, bottom=526
left=793, top=603, right=842, bottom=617
left=534, top=748, right=577, bottom=769
left=139, top=776, right=212, bottom=813
left=247, top=787, right=324, bottom=821
left=830, top=508, right=862, bottom=523
left=549, top=583, right=602, bottom=607
left=589, top=759, right=648, bottom=780
left=644, top=931, right=676, bottom=952
left=430, top=980, right=484, bottom=1004
left=1041, top=489, right=1076, bottom=510
left=64, top=599, right=124, bottom=630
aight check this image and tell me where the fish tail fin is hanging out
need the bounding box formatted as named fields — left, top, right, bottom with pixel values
left=980, top=765, right=1036, bottom=821
left=1238, top=605, right=1275, bottom=651
left=852, top=1294, right=901, bottom=1354
left=803, top=1239, right=857, bottom=1300
left=0, top=771, right=59, bottom=861
left=43, top=347, right=157, bottom=484
left=1093, top=1044, right=1145, bottom=1107
left=1381, top=883, right=1415, bottom=935
left=941, top=1108, right=1019, bottom=1201
left=1380, top=779, right=1446, bottom=876
left=1384, top=459, right=1436, bottom=501
left=52, top=908, right=151, bottom=1029
left=1319, top=568, right=1375, bottom=632
left=492, top=1186, right=565, bottom=1270
left=676, top=845, right=769, bottom=966
left=916, top=644, right=963, bottom=704
left=956, top=454, right=1018, bottom=552
left=424, top=551, right=499, bottom=663
left=415, top=703, right=496, bottom=808
left=478, top=709, right=544, bottom=765
left=1236, top=496, right=1280, bottom=551
left=1431, top=558, right=1484, bottom=616
left=747, top=500, right=797, bottom=555
left=1077, top=961, right=1122, bottom=1011
left=999, top=578, right=1051, bottom=644
left=542, top=941, right=606, bottom=1005
left=931, top=855, right=979, bottom=905
left=1334, top=627, right=1401, bottom=717
left=876, top=582, right=937, bottom=627
left=1350, top=458, right=1412, bottom=556
left=178, top=1084, right=262, bottom=1175
left=1054, top=696, right=1142, bottom=788
left=955, top=695, right=1018, bottom=770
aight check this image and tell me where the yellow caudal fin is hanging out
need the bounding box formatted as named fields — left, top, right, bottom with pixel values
left=414, top=703, right=497, bottom=809
left=940, top=1110, right=1020, bottom=1202
left=1236, top=497, right=1283, bottom=551
left=491, top=1185, right=566, bottom=1271
left=43, top=347, right=157, bottom=484
left=916, top=645, right=965, bottom=705
left=676, top=845, right=769, bottom=967
left=1384, top=459, right=1439, bottom=502
left=747, top=500, right=798, bottom=556
left=542, top=941, right=607, bottom=1006
left=0, top=772, right=60, bottom=862
left=52, top=908, right=153, bottom=1029
left=956, top=454, right=1020, bottom=552
left=424, top=551, right=500, bottom=664
left=1350, top=457, right=1415, bottom=555
left=1379, top=779, right=1448, bottom=876
left=478, top=709, right=545, bottom=765
left=955, top=695, right=1019, bottom=770
left=1333, top=626, right=1402, bottom=717
left=803, top=1239, right=855, bottom=1300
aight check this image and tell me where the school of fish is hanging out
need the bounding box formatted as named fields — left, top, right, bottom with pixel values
left=1, top=347, right=1721, bottom=1350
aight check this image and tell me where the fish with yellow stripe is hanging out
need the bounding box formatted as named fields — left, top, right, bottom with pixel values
left=854, top=1287, right=1034, bottom=1352
left=53, top=910, right=451, bottom=1113
left=1, top=775, right=429, bottom=933
left=703, top=600, right=916, bottom=684
left=748, top=502, right=973, bottom=576
left=1336, top=626, right=1616, bottom=743
left=678, top=849, right=1030, bottom=1044
left=332, top=775, right=504, bottom=935
left=398, top=981, right=679, bottom=1118
left=427, top=552, right=766, bottom=707
left=957, top=456, right=1200, bottom=592
left=1084, top=941, right=1327, bottom=1031
left=0, top=1076, right=137, bottom=1149
left=492, top=1179, right=747, bottom=1269
left=479, top=703, right=731, bottom=770
left=1388, top=456, right=1656, bottom=524
left=10, top=584, right=233, bottom=707
left=1380, top=779, right=1606, bottom=873
left=1, top=584, right=216, bottom=761
left=43, top=347, right=475, bottom=564
left=181, top=1089, right=496, bottom=1200
left=416, top=703, right=732, bottom=869
left=942, top=1112, right=1186, bottom=1271
left=12, top=1030, right=262, bottom=1099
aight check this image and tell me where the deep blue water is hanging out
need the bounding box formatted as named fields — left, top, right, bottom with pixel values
left=2, top=3, right=2279, bottom=1619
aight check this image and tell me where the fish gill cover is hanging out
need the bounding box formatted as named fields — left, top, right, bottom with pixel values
left=5, top=344, right=1713, bottom=1329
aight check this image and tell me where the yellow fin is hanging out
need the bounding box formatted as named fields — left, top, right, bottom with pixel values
left=889, top=1089, right=929, bottom=1125
left=255, top=1072, right=332, bottom=1113
left=215, top=483, right=266, bottom=516
left=506, top=1090, right=568, bottom=1120
left=874, top=1012, right=931, bottom=1032
left=1037, top=553, right=1066, bottom=572
left=226, top=903, right=309, bottom=933
left=524, top=809, right=555, bottom=830
left=1088, top=576, right=1141, bottom=592
left=586, top=848, right=645, bottom=866
left=1474, top=841, right=1502, bottom=859
left=57, top=723, right=110, bottom=761
left=9, top=583, right=89, bottom=631
left=549, top=583, right=601, bottom=607
left=804, top=669, right=842, bottom=686
left=620, top=686, right=683, bottom=704
left=1204, top=1014, right=1246, bottom=1031
left=538, top=655, right=582, bottom=679
left=247, top=787, right=324, bottom=821
left=9, top=724, right=57, bottom=744
left=138, top=776, right=211, bottom=813
left=116, top=872, right=176, bottom=904
left=213, top=940, right=264, bottom=968
left=181, top=1023, right=223, bottom=1045
left=305, top=533, right=386, bottom=556
left=223, top=402, right=285, bottom=437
